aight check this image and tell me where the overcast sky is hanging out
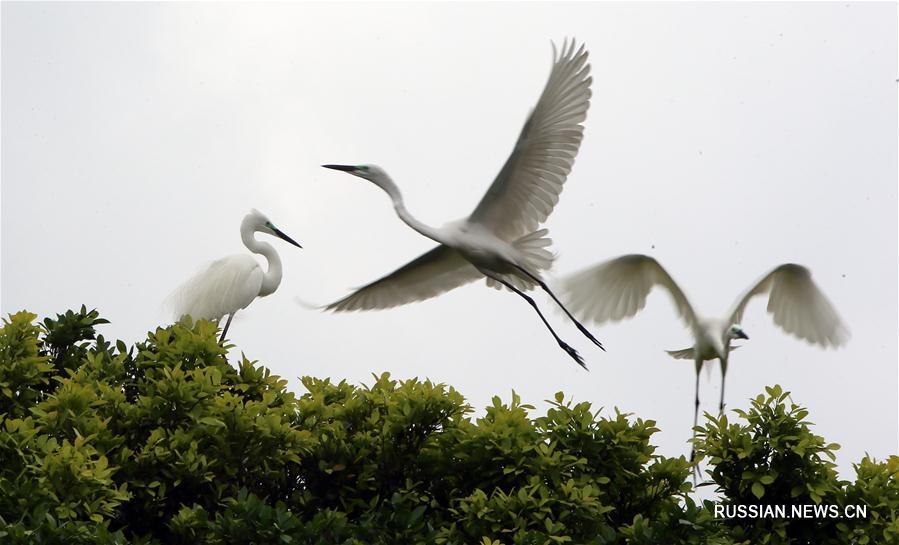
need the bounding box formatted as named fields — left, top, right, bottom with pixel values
left=2, top=2, right=896, bottom=480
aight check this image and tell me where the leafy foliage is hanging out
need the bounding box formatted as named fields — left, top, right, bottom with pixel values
left=695, top=386, right=837, bottom=544
left=0, top=308, right=893, bottom=544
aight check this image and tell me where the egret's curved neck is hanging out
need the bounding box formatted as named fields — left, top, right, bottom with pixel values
left=242, top=229, right=282, bottom=297
left=375, top=173, right=444, bottom=243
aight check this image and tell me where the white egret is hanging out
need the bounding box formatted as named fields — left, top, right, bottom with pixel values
left=167, top=209, right=302, bottom=341
left=322, top=39, right=601, bottom=368
left=561, top=255, right=849, bottom=426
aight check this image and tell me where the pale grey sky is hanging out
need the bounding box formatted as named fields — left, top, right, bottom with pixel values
left=2, top=2, right=896, bottom=479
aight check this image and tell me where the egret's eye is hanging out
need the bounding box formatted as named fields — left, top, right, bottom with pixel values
left=265, top=221, right=275, bottom=229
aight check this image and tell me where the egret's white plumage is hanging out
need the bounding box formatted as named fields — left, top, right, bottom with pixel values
left=167, top=209, right=302, bottom=340
left=561, top=255, right=849, bottom=442
left=170, top=254, right=265, bottom=322
left=322, top=39, right=601, bottom=368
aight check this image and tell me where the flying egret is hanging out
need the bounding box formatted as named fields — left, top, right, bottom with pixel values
left=167, top=209, right=302, bottom=341
left=321, top=39, right=601, bottom=368
left=561, top=255, right=849, bottom=426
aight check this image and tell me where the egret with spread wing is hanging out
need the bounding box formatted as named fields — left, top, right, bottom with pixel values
left=562, top=255, right=849, bottom=428
left=322, top=39, right=601, bottom=368
left=167, top=209, right=302, bottom=341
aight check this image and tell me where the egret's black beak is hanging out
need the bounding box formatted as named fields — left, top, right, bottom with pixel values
left=736, top=330, right=749, bottom=340
left=273, top=228, right=302, bottom=249
left=322, top=164, right=357, bottom=172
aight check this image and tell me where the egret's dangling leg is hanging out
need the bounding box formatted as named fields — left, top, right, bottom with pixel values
left=719, top=358, right=729, bottom=414
left=219, top=314, right=235, bottom=343
left=693, top=360, right=702, bottom=430
left=513, top=265, right=604, bottom=350
left=493, top=277, right=587, bottom=370
left=690, top=358, right=703, bottom=484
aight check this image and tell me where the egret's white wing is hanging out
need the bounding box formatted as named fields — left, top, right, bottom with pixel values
left=167, top=254, right=263, bottom=321
left=727, top=263, right=849, bottom=348
left=561, top=254, right=698, bottom=328
left=326, top=245, right=482, bottom=312
left=468, top=39, right=592, bottom=240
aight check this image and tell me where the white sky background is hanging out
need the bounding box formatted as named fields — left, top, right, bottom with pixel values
left=2, top=2, right=897, bottom=480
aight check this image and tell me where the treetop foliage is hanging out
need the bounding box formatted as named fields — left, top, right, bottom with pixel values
left=0, top=307, right=896, bottom=544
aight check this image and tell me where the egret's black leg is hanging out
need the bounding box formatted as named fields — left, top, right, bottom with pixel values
left=718, top=358, right=728, bottom=415
left=513, top=265, right=604, bottom=350
left=494, top=276, right=587, bottom=370
left=219, top=314, right=234, bottom=343
left=693, top=362, right=702, bottom=431
left=691, top=359, right=702, bottom=485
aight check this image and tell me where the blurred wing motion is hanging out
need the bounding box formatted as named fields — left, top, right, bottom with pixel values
left=562, top=254, right=698, bottom=327
left=167, top=255, right=263, bottom=321
left=665, top=347, right=695, bottom=360
left=326, top=245, right=482, bottom=312
left=468, top=39, right=592, bottom=240
left=667, top=347, right=713, bottom=379
left=727, top=263, right=849, bottom=347
left=667, top=345, right=741, bottom=360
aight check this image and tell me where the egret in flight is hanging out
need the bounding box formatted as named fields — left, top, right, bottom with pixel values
left=167, top=209, right=302, bottom=341
left=322, top=39, right=601, bottom=368
left=562, top=255, right=849, bottom=425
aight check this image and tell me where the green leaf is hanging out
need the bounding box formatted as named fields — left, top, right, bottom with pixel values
left=198, top=416, right=225, bottom=427
left=752, top=482, right=765, bottom=499
left=409, top=505, right=426, bottom=524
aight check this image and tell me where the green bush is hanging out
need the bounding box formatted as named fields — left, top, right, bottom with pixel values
left=0, top=308, right=895, bottom=544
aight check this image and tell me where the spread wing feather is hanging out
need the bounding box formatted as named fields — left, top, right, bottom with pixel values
left=326, top=245, right=482, bottom=312
left=468, top=39, right=592, bottom=240
left=561, top=254, right=698, bottom=328
left=727, top=263, right=849, bottom=348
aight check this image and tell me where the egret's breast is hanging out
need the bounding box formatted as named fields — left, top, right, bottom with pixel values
left=693, top=320, right=727, bottom=361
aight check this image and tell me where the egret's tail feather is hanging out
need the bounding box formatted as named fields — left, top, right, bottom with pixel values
left=485, top=229, right=555, bottom=292
left=514, top=228, right=555, bottom=271
left=704, top=359, right=715, bottom=379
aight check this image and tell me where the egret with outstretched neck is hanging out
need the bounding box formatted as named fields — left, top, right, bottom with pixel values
left=167, top=209, right=302, bottom=341
left=322, top=39, right=601, bottom=368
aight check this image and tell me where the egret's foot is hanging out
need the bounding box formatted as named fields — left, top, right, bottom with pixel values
left=559, top=341, right=588, bottom=370
left=576, top=322, right=605, bottom=351
left=689, top=448, right=701, bottom=485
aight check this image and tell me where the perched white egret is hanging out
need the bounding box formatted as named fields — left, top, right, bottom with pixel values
left=322, top=39, right=601, bottom=368
left=167, top=209, right=302, bottom=341
left=562, top=255, right=849, bottom=426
